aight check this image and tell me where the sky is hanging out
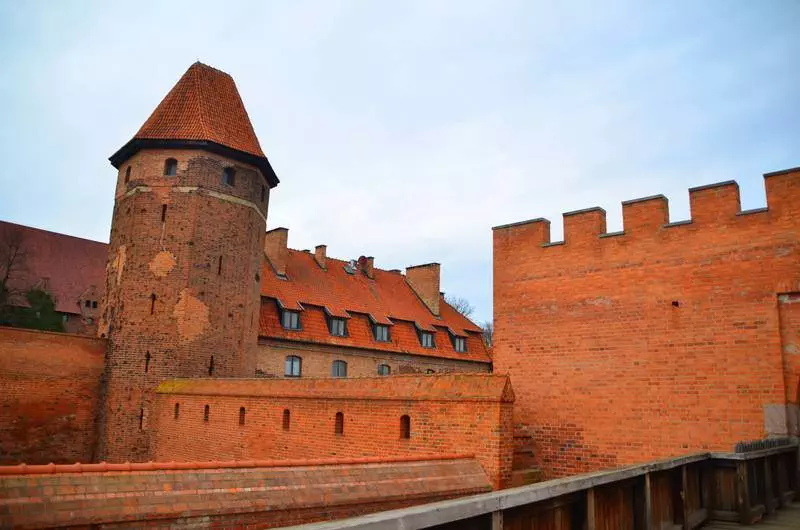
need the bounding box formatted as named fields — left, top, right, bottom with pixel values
left=0, top=1, right=798, bottom=324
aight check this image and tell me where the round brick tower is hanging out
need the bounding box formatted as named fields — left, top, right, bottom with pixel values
left=97, top=62, right=279, bottom=462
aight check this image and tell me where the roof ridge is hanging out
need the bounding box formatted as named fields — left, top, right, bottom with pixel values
left=287, top=248, right=402, bottom=275
left=192, top=63, right=209, bottom=140
left=0, top=221, right=108, bottom=246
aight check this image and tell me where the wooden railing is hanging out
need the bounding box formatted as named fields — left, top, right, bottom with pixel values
left=286, top=443, right=798, bottom=529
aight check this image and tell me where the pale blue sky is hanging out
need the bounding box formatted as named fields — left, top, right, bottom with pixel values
left=0, top=1, right=798, bottom=324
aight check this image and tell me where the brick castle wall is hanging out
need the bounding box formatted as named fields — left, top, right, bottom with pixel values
left=0, top=456, right=489, bottom=528
left=149, top=374, right=514, bottom=489
left=98, top=148, right=268, bottom=462
left=493, top=168, right=800, bottom=478
left=0, top=327, right=105, bottom=465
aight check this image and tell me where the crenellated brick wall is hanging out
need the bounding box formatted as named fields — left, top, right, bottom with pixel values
left=493, top=167, right=800, bottom=478
left=149, top=374, right=515, bottom=489
left=0, top=327, right=106, bottom=465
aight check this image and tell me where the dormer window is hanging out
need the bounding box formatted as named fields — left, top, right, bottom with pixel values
left=281, top=310, right=300, bottom=330
left=453, top=336, right=467, bottom=353
left=374, top=324, right=390, bottom=342
left=419, top=331, right=434, bottom=349
left=164, top=158, right=177, bottom=176
left=329, top=317, right=347, bottom=337
left=223, top=167, right=236, bottom=187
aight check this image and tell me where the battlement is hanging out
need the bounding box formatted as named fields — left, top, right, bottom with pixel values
left=493, top=167, right=800, bottom=247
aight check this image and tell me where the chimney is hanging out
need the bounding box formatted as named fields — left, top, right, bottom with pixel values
left=405, top=263, right=440, bottom=316
left=314, top=245, right=327, bottom=269
left=357, top=255, right=375, bottom=279
left=264, top=227, right=288, bottom=277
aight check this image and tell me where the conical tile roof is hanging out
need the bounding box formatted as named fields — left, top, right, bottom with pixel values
left=110, top=62, right=278, bottom=187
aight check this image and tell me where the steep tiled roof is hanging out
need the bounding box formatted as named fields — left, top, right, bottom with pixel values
left=0, top=222, right=107, bottom=315
left=259, top=249, right=490, bottom=363
left=134, top=62, right=265, bottom=158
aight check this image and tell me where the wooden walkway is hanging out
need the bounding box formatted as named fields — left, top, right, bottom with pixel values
left=706, top=503, right=800, bottom=529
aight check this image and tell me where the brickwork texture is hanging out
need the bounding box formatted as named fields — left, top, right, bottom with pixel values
left=150, top=374, right=515, bottom=489
left=0, top=456, right=489, bottom=528
left=493, top=168, right=800, bottom=478
left=0, top=327, right=105, bottom=465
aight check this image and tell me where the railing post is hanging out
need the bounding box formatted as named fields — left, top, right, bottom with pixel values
left=682, top=465, right=690, bottom=529
left=764, top=456, right=776, bottom=514
left=491, top=510, right=503, bottom=530
left=587, top=487, right=596, bottom=530
left=736, top=461, right=752, bottom=525
left=644, top=472, right=653, bottom=530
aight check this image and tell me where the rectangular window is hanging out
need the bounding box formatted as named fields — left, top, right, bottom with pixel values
left=454, top=336, right=467, bottom=353
left=285, top=355, right=302, bottom=377
left=377, top=364, right=391, bottom=376
left=281, top=310, right=300, bottom=330
left=332, top=360, right=347, bottom=378
left=329, top=317, right=347, bottom=337
left=420, top=331, right=434, bottom=348
left=374, top=324, right=390, bottom=342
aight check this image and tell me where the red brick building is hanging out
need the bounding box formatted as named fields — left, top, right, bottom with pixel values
left=0, top=221, right=106, bottom=334
left=493, top=169, right=800, bottom=478
left=258, top=229, right=490, bottom=378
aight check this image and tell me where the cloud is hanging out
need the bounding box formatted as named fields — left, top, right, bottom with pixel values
left=0, top=0, right=798, bottom=324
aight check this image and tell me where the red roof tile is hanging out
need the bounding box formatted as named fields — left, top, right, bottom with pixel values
left=259, top=249, right=490, bottom=363
left=134, top=62, right=265, bottom=158
left=0, top=222, right=107, bottom=315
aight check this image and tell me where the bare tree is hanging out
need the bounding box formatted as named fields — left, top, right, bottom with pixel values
left=0, top=226, right=29, bottom=308
left=482, top=320, right=493, bottom=348
left=444, top=294, right=474, bottom=319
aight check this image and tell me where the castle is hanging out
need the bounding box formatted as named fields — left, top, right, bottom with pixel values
left=0, top=61, right=798, bottom=528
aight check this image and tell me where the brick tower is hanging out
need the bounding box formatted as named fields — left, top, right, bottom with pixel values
left=97, top=62, right=279, bottom=461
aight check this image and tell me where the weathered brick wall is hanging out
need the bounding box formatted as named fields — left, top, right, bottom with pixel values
left=0, top=456, right=490, bottom=528
left=256, top=340, right=489, bottom=378
left=780, top=292, right=800, bottom=435
left=98, top=148, right=268, bottom=462
left=150, top=374, right=515, bottom=488
left=493, top=168, right=800, bottom=478
left=0, top=327, right=105, bottom=464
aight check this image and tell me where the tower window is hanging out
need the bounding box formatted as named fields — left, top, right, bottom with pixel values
left=92, top=301, right=98, bottom=309
left=282, top=409, right=291, bottom=431
left=453, top=336, right=467, bottom=353
left=239, top=407, right=246, bottom=426
left=281, top=310, right=300, bottom=330
left=150, top=294, right=156, bottom=314
left=139, top=408, right=145, bottom=430
left=204, top=404, right=210, bottom=422
left=285, top=355, right=302, bottom=377
left=335, top=412, right=344, bottom=435
left=164, top=158, right=177, bottom=176
left=400, top=415, right=411, bottom=439
left=161, top=204, right=167, bottom=222
left=329, top=317, right=347, bottom=337
left=174, top=403, right=180, bottom=420
left=218, top=256, right=223, bottom=275
left=223, top=167, right=236, bottom=187
left=332, top=360, right=347, bottom=378
left=124, top=166, right=131, bottom=183
left=208, top=355, right=215, bottom=376
left=419, top=331, right=434, bottom=348
left=374, top=324, right=390, bottom=342
left=377, top=364, right=391, bottom=376
left=144, top=351, right=151, bottom=373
